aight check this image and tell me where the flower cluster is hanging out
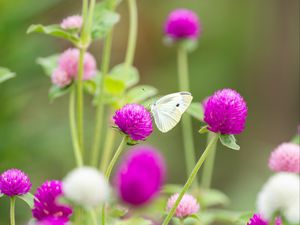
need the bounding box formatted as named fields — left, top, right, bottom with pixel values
left=32, top=180, right=72, bottom=222
left=113, top=104, right=153, bottom=141
left=204, top=88, right=248, bottom=134
left=268, top=143, right=300, bottom=173
left=247, top=214, right=282, bottom=225
left=167, top=193, right=200, bottom=218
left=60, top=15, right=83, bottom=30
left=0, top=169, right=31, bottom=197
left=51, top=48, right=97, bottom=87
left=114, top=146, right=166, bottom=206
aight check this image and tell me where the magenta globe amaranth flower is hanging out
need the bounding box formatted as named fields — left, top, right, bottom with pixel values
left=32, top=180, right=72, bottom=221
left=204, top=89, right=248, bottom=134
left=36, top=217, right=67, bottom=225
left=114, top=146, right=166, bottom=206
left=269, top=143, right=300, bottom=173
left=247, top=214, right=268, bottom=225
left=167, top=193, right=200, bottom=218
left=113, top=104, right=153, bottom=141
left=0, top=169, right=31, bottom=196
left=164, top=9, right=201, bottom=40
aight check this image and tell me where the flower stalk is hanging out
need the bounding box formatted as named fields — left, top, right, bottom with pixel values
left=162, top=133, right=219, bottom=225
left=10, top=197, right=15, bottom=225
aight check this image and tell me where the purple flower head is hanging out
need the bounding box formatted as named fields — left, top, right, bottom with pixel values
left=204, top=89, right=248, bottom=135
left=60, top=15, right=83, bottom=30
left=32, top=180, right=72, bottom=221
left=275, top=217, right=282, bottom=225
left=113, top=104, right=153, bottom=141
left=36, top=217, right=68, bottom=225
left=114, top=146, right=166, bottom=206
left=0, top=169, right=31, bottom=197
left=167, top=193, right=200, bottom=218
left=269, top=143, right=300, bottom=173
left=164, top=9, right=201, bottom=40
left=247, top=214, right=269, bottom=225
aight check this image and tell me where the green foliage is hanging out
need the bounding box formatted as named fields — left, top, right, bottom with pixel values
left=110, top=206, right=128, bottom=218
left=49, top=85, right=72, bottom=101
left=187, top=102, right=204, bottom=121
left=92, top=3, right=120, bottom=40
left=0, top=67, right=15, bottom=83
left=126, top=85, right=158, bottom=104
left=234, top=211, right=254, bottom=225
left=17, top=193, right=35, bottom=209
left=27, top=24, right=80, bottom=45
left=36, top=54, right=59, bottom=76
left=110, top=64, right=139, bottom=88
left=219, top=134, right=240, bottom=150
left=0, top=193, right=3, bottom=198
left=291, top=134, right=300, bottom=145
left=199, top=189, right=230, bottom=208
left=198, top=126, right=209, bottom=134
left=113, top=217, right=152, bottom=225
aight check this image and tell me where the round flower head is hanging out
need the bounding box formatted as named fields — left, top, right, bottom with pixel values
left=36, top=217, right=68, bottom=225
left=60, top=15, right=83, bottom=30
left=204, top=88, right=248, bottom=134
left=58, top=48, right=97, bottom=80
left=32, top=180, right=72, bottom=221
left=268, top=143, right=300, bottom=173
left=257, top=173, right=299, bottom=224
left=51, top=68, right=72, bottom=88
left=274, top=217, right=282, bottom=225
left=63, top=167, right=109, bottom=208
left=164, top=9, right=201, bottom=40
left=246, top=214, right=268, bottom=225
left=115, top=146, right=166, bottom=206
left=113, top=104, right=153, bottom=141
left=167, top=193, right=200, bottom=218
left=0, top=169, right=31, bottom=197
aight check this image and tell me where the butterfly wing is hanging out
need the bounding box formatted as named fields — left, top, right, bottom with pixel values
left=151, top=92, right=193, bottom=133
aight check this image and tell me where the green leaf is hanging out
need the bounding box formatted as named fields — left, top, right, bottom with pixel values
left=17, top=193, right=35, bottom=209
left=0, top=67, right=15, bottom=83
left=110, top=206, right=128, bottom=218
left=84, top=79, right=97, bottom=95
left=198, top=126, right=209, bottom=134
left=27, top=24, right=80, bottom=44
left=291, top=134, right=300, bottom=145
left=219, top=134, right=240, bottom=150
left=92, top=3, right=120, bottom=40
left=162, top=184, right=183, bottom=194
left=104, top=76, right=126, bottom=96
left=114, top=217, right=152, bottom=225
left=126, top=85, right=158, bottom=103
left=181, top=39, right=198, bottom=52
left=188, top=214, right=201, bottom=221
left=110, top=64, right=139, bottom=88
left=36, top=55, right=59, bottom=76
left=49, top=85, right=72, bottom=101
left=0, top=193, right=3, bottom=198
left=234, top=211, right=254, bottom=225
left=200, top=189, right=230, bottom=207
left=187, top=102, right=204, bottom=121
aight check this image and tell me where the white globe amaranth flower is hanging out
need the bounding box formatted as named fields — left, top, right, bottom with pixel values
left=63, top=166, right=110, bottom=208
left=257, top=173, right=299, bottom=224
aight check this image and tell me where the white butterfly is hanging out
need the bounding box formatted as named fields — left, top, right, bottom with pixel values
left=151, top=92, right=193, bottom=133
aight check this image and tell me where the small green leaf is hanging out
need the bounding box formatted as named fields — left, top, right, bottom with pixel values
left=200, top=189, right=230, bottom=207
left=36, top=55, right=59, bottom=76
left=104, top=76, right=126, bottom=96
left=126, top=85, right=158, bottom=103
left=84, top=79, right=97, bottom=95
left=291, top=134, right=300, bottom=145
left=114, top=217, right=152, bottom=225
left=187, top=102, right=204, bottom=121
left=187, top=214, right=201, bottom=221
left=92, top=3, right=120, bottom=40
left=219, top=134, right=240, bottom=150
left=198, top=126, right=209, bottom=134
left=0, top=193, right=3, bottom=198
left=17, top=193, right=35, bottom=209
left=27, top=24, right=79, bottom=44
left=181, top=39, right=198, bottom=52
left=0, top=67, right=15, bottom=83
left=110, top=64, right=139, bottom=88
left=49, top=85, right=72, bottom=101
left=110, top=206, right=128, bottom=218
left=234, top=211, right=254, bottom=225
left=127, top=138, right=139, bottom=146
left=162, top=184, right=183, bottom=194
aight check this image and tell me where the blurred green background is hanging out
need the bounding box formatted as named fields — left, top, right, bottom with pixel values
left=0, top=0, right=299, bottom=224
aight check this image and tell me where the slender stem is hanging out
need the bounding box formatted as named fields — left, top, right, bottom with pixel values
left=125, top=0, right=138, bottom=68
left=162, top=133, right=219, bottom=225
left=177, top=43, right=198, bottom=186
left=10, top=197, right=15, bottom=225
left=70, top=88, right=84, bottom=167
left=100, top=128, right=117, bottom=171
left=90, top=32, right=114, bottom=167
left=102, top=136, right=127, bottom=225
left=201, top=132, right=218, bottom=189
left=89, top=209, right=98, bottom=225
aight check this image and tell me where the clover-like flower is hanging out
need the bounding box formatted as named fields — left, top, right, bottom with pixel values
left=60, top=15, right=83, bottom=30
left=167, top=193, right=200, bottom=218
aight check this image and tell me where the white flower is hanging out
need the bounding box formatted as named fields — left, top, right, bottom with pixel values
left=257, top=173, right=299, bottom=224
left=63, top=167, right=110, bottom=208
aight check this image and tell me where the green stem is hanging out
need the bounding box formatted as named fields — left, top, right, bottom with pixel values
left=70, top=89, right=84, bottom=167
left=102, top=136, right=127, bottom=225
left=162, top=133, right=219, bottom=225
left=201, top=132, right=218, bottom=189
left=125, top=0, right=138, bottom=68
left=89, top=209, right=98, bottom=225
left=10, top=197, right=15, bottom=225
left=100, top=128, right=117, bottom=171
left=177, top=43, right=198, bottom=186
left=90, top=31, right=114, bottom=167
